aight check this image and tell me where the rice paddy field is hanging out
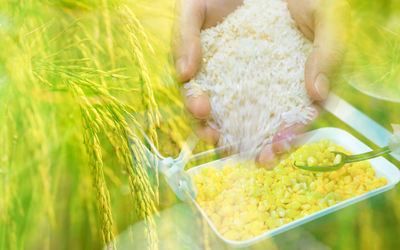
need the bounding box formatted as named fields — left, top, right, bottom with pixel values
left=0, top=0, right=400, bottom=249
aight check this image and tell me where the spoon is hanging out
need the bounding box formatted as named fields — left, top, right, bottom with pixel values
left=294, top=146, right=392, bottom=172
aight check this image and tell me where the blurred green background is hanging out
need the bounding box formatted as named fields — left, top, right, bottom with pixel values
left=0, top=0, right=399, bottom=249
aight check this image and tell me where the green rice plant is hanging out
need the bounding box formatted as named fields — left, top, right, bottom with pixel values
left=0, top=0, right=181, bottom=249
left=1, top=0, right=399, bottom=250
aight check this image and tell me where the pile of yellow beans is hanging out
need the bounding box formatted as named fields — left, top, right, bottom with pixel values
left=193, top=139, right=387, bottom=241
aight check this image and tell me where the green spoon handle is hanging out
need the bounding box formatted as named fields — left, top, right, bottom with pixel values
left=346, top=146, right=391, bottom=163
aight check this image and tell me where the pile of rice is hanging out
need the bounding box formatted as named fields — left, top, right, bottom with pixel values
left=184, top=0, right=314, bottom=153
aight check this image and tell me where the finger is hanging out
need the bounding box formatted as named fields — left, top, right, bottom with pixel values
left=202, top=0, right=244, bottom=29
left=184, top=90, right=211, bottom=119
left=304, top=1, right=350, bottom=101
left=256, top=144, right=276, bottom=170
left=196, top=123, right=220, bottom=144
left=272, top=130, right=298, bottom=155
left=172, top=0, right=206, bottom=82
left=287, top=0, right=316, bottom=41
left=257, top=105, right=319, bottom=167
left=272, top=105, right=319, bottom=154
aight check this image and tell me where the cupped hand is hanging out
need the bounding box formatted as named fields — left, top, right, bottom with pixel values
left=259, top=0, right=350, bottom=167
left=172, top=0, right=243, bottom=144
left=172, top=0, right=350, bottom=166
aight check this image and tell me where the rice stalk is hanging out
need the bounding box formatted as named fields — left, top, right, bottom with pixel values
left=119, top=5, right=161, bottom=145
left=118, top=4, right=163, bottom=209
left=2, top=0, right=199, bottom=249
left=51, top=59, right=160, bottom=248
left=101, top=0, right=115, bottom=68
left=70, top=82, right=116, bottom=249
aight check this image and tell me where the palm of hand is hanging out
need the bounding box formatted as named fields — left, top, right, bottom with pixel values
left=173, top=0, right=348, bottom=165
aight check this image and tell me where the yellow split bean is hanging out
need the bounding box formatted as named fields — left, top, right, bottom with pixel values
left=194, top=139, right=388, bottom=241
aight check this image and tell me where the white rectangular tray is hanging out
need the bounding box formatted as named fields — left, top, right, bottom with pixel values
left=186, top=127, right=400, bottom=248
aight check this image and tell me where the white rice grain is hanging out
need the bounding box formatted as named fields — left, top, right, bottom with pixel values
left=185, top=0, right=313, bottom=154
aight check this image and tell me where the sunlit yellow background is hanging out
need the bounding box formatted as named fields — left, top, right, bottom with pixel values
left=0, top=0, right=399, bottom=249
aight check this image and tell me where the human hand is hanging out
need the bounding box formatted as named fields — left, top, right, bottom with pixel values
left=172, top=0, right=350, bottom=166
left=258, top=0, right=350, bottom=166
left=172, top=0, right=243, bottom=143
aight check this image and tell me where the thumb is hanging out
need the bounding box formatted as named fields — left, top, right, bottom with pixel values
left=305, top=1, right=350, bottom=101
left=172, top=0, right=205, bottom=82
left=304, top=44, right=337, bottom=101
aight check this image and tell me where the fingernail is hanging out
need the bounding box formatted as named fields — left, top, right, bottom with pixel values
left=187, top=94, right=210, bottom=119
left=314, top=73, right=330, bottom=100
left=273, top=131, right=296, bottom=154
left=257, top=145, right=276, bottom=168
left=177, top=57, right=187, bottom=78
